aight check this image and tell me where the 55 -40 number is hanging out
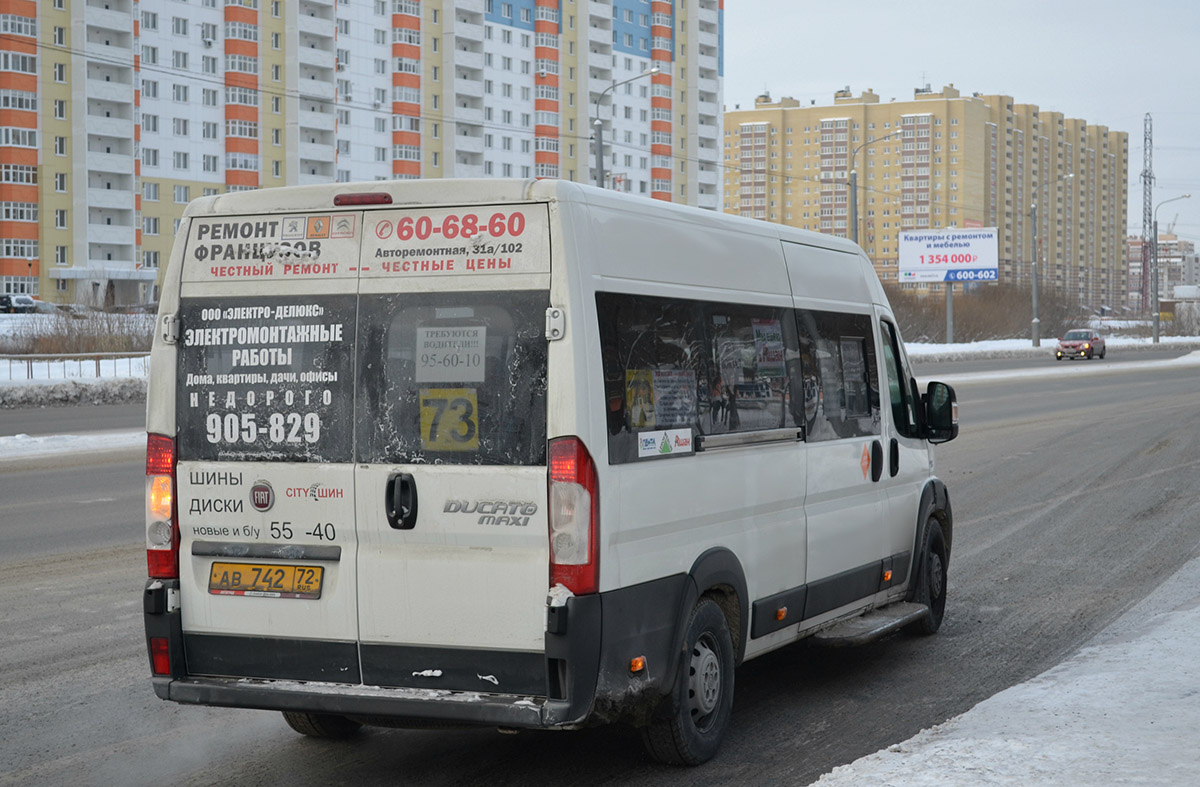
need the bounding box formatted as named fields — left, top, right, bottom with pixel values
left=205, top=412, right=320, bottom=445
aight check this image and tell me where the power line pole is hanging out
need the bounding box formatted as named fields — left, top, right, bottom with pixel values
left=1141, top=113, right=1154, bottom=311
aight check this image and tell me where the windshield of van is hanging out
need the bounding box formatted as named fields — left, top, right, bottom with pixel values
left=356, top=290, right=549, bottom=466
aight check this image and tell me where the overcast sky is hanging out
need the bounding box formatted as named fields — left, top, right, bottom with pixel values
left=722, top=0, right=1200, bottom=244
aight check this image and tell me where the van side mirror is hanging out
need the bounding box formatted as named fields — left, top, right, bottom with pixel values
left=923, top=381, right=958, bottom=444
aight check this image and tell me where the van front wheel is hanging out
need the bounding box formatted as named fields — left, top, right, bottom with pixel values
left=282, top=711, right=362, bottom=739
left=906, top=518, right=948, bottom=635
left=641, top=598, right=735, bottom=766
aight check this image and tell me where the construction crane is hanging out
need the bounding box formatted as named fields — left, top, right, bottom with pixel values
left=1168, top=214, right=1178, bottom=235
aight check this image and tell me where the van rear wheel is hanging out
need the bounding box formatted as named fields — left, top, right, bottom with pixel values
left=282, top=711, right=362, bottom=739
left=641, top=597, right=735, bottom=766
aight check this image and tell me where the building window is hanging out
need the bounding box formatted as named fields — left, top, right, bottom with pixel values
left=173, top=151, right=189, bottom=170
left=55, top=209, right=67, bottom=229
left=144, top=217, right=159, bottom=235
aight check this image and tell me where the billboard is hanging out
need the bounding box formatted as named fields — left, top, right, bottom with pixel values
left=899, top=228, right=999, bottom=283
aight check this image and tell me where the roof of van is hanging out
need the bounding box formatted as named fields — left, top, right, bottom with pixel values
left=182, top=179, right=862, bottom=257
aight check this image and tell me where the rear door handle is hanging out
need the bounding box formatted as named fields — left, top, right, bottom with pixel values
left=386, top=472, right=418, bottom=530
left=889, top=438, right=900, bottom=477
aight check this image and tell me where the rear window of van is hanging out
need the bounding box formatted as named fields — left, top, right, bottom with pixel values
left=356, top=290, right=549, bottom=466
left=176, top=295, right=356, bottom=462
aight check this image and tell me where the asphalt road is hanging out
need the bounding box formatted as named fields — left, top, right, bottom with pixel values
left=2, top=357, right=1199, bottom=785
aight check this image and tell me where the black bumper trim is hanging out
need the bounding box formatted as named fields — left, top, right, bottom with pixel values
left=157, top=676, right=564, bottom=728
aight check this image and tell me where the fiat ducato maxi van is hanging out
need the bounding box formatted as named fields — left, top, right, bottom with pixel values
left=143, top=179, right=958, bottom=765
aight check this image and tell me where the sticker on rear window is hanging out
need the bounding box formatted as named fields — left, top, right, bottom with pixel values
left=415, top=326, right=486, bottom=383
left=177, top=296, right=355, bottom=463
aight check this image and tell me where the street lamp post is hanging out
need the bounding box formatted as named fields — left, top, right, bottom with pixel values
left=1152, top=193, right=1192, bottom=343
left=592, top=67, right=660, bottom=190
left=1030, top=172, right=1074, bottom=347
left=849, top=129, right=903, bottom=245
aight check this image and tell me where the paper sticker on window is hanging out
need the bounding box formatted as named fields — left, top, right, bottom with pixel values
left=419, top=388, right=480, bottom=451
left=752, top=319, right=786, bottom=378
left=415, top=326, right=486, bottom=383
left=626, top=370, right=656, bottom=429
left=651, top=369, right=697, bottom=427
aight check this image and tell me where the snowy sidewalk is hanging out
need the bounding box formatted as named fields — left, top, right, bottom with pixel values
left=812, top=557, right=1200, bottom=786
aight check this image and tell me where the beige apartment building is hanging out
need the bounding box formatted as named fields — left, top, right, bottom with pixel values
left=723, top=84, right=1129, bottom=311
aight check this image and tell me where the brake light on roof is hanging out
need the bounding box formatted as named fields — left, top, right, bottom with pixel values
left=548, top=436, right=600, bottom=595
left=333, top=192, right=393, bottom=206
left=146, top=433, right=179, bottom=579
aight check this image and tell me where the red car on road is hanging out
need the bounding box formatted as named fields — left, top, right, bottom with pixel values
left=1056, top=329, right=1106, bottom=360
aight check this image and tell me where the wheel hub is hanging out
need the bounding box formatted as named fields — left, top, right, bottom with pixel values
left=689, top=636, right=721, bottom=720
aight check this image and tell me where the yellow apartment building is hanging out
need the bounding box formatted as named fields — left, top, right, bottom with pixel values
left=723, top=84, right=1128, bottom=311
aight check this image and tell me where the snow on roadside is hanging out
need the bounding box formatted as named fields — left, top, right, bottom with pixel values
left=0, top=429, right=145, bottom=461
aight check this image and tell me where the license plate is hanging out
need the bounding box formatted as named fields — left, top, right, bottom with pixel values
left=208, top=562, right=324, bottom=599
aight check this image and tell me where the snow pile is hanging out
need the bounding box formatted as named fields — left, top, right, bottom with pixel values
left=812, top=559, right=1200, bottom=786
left=0, top=377, right=146, bottom=408
left=0, top=430, right=145, bottom=460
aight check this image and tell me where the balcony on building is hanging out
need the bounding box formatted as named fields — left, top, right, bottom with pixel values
left=86, top=63, right=133, bottom=103
left=299, top=141, right=335, bottom=164
left=299, top=105, right=336, bottom=132
left=298, top=160, right=335, bottom=186
left=588, top=48, right=613, bottom=76
left=453, top=124, right=485, bottom=155
left=298, top=72, right=336, bottom=101
left=299, top=43, right=333, bottom=70
left=87, top=181, right=134, bottom=211
left=454, top=8, right=485, bottom=44
left=85, top=0, right=134, bottom=33
left=454, top=68, right=485, bottom=100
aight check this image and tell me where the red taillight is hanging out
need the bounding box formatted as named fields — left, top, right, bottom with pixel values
left=146, top=433, right=175, bottom=475
left=146, top=433, right=179, bottom=580
left=333, top=192, right=393, bottom=206
left=150, top=636, right=171, bottom=675
left=548, top=436, right=600, bottom=595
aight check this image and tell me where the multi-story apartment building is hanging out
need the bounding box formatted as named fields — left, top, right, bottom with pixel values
left=0, top=0, right=722, bottom=306
left=722, top=85, right=1128, bottom=311
left=1127, top=233, right=1199, bottom=310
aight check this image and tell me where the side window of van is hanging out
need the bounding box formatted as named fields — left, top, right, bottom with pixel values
left=595, top=292, right=803, bottom=464
left=704, top=303, right=803, bottom=436
left=879, top=320, right=921, bottom=439
left=795, top=309, right=880, bottom=441
left=356, top=291, right=549, bottom=466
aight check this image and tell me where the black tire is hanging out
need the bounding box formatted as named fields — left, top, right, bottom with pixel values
left=282, top=711, right=363, bottom=739
left=906, top=518, right=948, bottom=636
left=641, top=598, right=735, bottom=766
left=1100, top=348, right=1106, bottom=359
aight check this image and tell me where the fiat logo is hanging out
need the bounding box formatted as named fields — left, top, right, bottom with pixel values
left=250, top=480, right=275, bottom=512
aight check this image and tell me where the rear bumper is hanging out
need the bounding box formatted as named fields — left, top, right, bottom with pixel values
left=154, top=675, right=559, bottom=728
left=144, top=573, right=689, bottom=730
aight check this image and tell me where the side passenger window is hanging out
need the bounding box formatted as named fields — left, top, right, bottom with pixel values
left=595, top=293, right=803, bottom=464
left=795, top=309, right=880, bottom=441
left=879, top=320, right=921, bottom=439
